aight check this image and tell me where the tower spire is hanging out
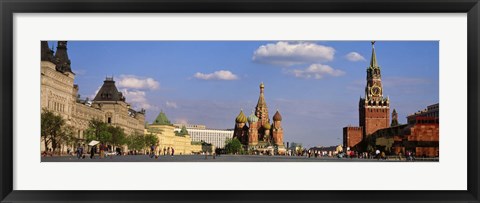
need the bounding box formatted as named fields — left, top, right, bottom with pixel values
left=370, top=41, right=378, bottom=68
left=54, top=41, right=73, bottom=73
left=41, top=41, right=54, bottom=62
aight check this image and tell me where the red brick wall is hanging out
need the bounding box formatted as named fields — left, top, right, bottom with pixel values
left=409, top=123, right=439, bottom=142
left=343, top=127, right=363, bottom=148
left=364, top=107, right=390, bottom=136
left=416, top=147, right=439, bottom=157
left=410, top=122, right=439, bottom=157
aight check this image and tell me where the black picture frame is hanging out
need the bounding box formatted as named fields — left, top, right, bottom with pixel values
left=1, top=0, right=479, bottom=202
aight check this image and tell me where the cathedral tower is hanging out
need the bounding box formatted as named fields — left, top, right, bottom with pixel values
left=272, top=110, right=284, bottom=146
left=233, top=109, right=249, bottom=145
left=247, top=111, right=259, bottom=147
left=255, top=82, right=270, bottom=128
left=359, top=41, right=390, bottom=136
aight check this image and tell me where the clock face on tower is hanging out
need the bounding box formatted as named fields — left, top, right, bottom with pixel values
left=371, top=85, right=381, bottom=96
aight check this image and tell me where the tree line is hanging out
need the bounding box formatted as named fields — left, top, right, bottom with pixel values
left=41, top=109, right=158, bottom=154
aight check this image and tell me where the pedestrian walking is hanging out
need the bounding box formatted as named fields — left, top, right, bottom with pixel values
left=150, top=145, right=155, bottom=158
left=90, top=145, right=96, bottom=159
left=76, top=145, right=81, bottom=159
left=171, top=147, right=175, bottom=156
left=99, top=143, right=105, bottom=159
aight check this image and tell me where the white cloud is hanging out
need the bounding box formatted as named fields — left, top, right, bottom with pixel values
left=288, top=64, right=345, bottom=79
left=252, top=41, right=335, bottom=66
left=120, top=89, right=157, bottom=110
left=345, top=52, right=366, bottom=62
left=194, top=70, right=239, bottom=80
left=174, top=118, right=189, bottom=124
left=117, top=75, right=160, bottom=90
left=74, top=69, right=87, bottom=75
left=88, top=86, right=102, bottom=100
left=166, top=101, right=178, bottom=109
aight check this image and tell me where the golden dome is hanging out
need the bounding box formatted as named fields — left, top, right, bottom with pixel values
left=235, top=110, right=247, bottom=123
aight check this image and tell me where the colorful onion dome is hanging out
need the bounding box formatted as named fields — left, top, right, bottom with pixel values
left=273, top=110, right=282, bottom=121
left=235, top=110, right=247, bottom=123
left=263, top=122, right=271, bottom=130
left=247, top=112, right=259, bottom=123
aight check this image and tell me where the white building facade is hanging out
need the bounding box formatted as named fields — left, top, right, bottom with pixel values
left=174, top=124, right=234, bottom=148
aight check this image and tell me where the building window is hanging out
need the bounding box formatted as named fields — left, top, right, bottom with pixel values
left=108, top=117, right=112, bottom=124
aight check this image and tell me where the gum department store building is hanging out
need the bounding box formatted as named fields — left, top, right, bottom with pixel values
left=41, top=41, right=145, bottom=152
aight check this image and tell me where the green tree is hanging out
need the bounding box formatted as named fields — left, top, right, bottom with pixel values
left=57, top=125, right=75, bottom=153
left=85, top=118, right=111, bottom=144
left=126, top=132, right=145, bottom=151
left=224, top=138, right=243, bottom=154
left=41, top=108, right=66, bottom=153
left=108, top=125, right=126, bottom=147
left=144, top=133, right=159, bottom=147
left=177, top=125, right=189, bottom=136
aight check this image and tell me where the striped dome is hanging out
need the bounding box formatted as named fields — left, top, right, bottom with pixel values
left=247, top=112, right=259, bottom=123
left=235, top=110, right=247, bottom=123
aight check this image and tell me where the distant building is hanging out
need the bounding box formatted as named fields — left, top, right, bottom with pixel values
left=173, top=123, right=234, bottom=149
left=407, top=103, right=439, bottom=124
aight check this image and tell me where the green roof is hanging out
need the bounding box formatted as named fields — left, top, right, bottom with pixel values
left=152, top=110, right=171, bottom=125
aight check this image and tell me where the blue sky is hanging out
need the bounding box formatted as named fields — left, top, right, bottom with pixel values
left=50, top=41, right=439, bottom=147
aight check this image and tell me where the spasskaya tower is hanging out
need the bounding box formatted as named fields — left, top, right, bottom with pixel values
left=359, top=41, right=390, bottom=137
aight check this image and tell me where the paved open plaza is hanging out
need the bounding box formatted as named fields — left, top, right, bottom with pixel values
left=41, top=155, right=437, bottom=162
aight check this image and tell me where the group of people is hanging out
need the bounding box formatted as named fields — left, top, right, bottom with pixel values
left=71, top=143, right=121, bottom=159
left=148, top=145, right=175, bottom=158
left=52, top=144, right=180, bottom=159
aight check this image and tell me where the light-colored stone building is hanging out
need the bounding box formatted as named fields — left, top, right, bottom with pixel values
left=147, top=111, right=207, bottom=155
left=41, top=41, right=145, bottom=152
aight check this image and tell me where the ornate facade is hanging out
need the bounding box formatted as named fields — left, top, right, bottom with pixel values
left=233, top=83, right=285, bottom=154
left=41, top=41, right=145, bottom=152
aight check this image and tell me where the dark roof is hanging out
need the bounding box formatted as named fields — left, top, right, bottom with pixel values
left=41, top=41, right=54, bottom=62
left=273, top=110, right=282, bottom=121
left=93, top=77, right=125, bottom=102
left=54, top=41, right=73, bottom=74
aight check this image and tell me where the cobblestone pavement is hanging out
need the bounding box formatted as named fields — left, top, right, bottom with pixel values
left=41, top=155, right=435, bottom=162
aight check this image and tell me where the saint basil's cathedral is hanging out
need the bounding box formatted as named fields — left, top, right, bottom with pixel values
left=233, top=83, right=286, bottom=154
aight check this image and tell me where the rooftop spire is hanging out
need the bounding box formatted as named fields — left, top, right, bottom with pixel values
left=152, top=110, right=172, bottom=125
left=257, top=82, right=266, bottom=107
left=41, top=41, right=54, bottom=62
left=370, top=41, right=379, bottom=68
left=54, top=41, right=73, bottom=73
left=93, top=78, right=125, bottom=102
